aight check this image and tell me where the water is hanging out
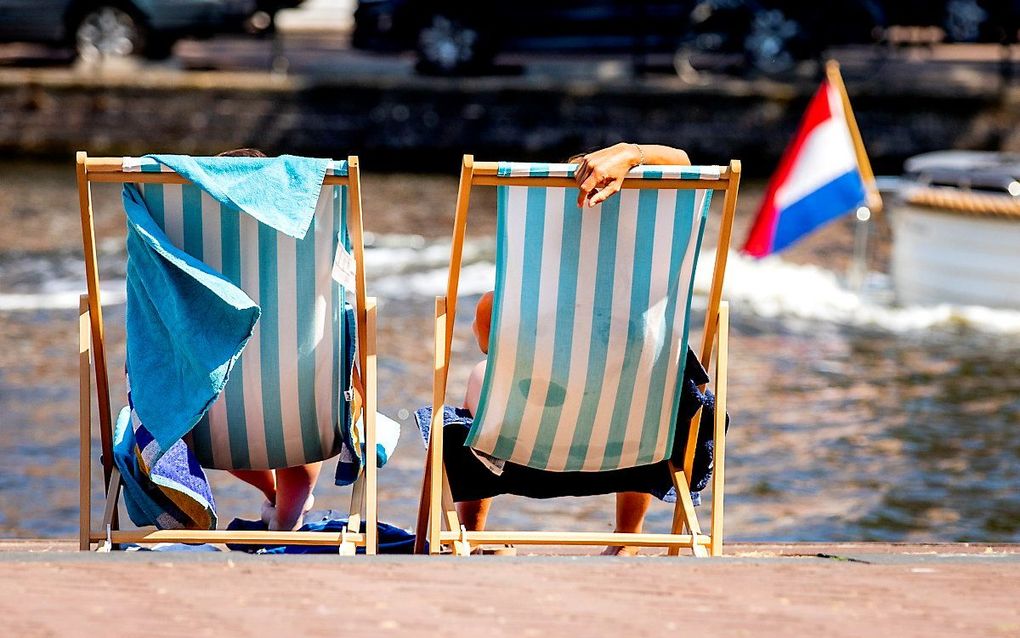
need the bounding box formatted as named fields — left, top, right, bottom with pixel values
left=1, top=160, right=1018, bottom=542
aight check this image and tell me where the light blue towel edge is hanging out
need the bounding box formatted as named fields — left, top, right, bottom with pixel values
left=149, top=154, right=331, bottom=240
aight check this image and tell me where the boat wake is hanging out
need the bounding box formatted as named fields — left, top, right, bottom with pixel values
left=4, top=237, right=1020, bottom=335
left=700, top=250, right=1020, bottom=334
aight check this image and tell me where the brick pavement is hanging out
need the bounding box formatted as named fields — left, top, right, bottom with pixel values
left=1, top=541, right=1017, bottom=637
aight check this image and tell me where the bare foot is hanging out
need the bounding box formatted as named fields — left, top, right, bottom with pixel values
left=268, top=494, right=315, bottom=531
left=470, top=544, right=517, bottom=556
left=601, top=545, right=640, bottom=556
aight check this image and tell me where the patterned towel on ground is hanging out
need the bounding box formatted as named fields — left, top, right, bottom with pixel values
left=226, top=515, right=417, bottom=554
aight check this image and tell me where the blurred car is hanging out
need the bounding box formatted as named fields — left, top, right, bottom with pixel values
left=886, top=0, right=1020, bottom=44
left=682, top=0, right=1020, bottom=76
left=0, top=0, right=259, bottom=60
left=235, top=0, right=306, bottom=35
left=352, top=0, right=698, bottom=75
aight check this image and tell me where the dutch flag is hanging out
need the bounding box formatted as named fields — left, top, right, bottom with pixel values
left=743, top=77, right=869, bottom=258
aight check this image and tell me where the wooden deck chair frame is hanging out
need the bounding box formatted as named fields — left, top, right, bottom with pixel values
left=75, top=152, right=379, bottom=555
left=414, top=155, right=739, bottom=557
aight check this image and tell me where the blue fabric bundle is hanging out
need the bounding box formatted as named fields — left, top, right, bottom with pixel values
left=150, top=154, right=329, bottom=239
left=226, top=516, right=418, bottom=554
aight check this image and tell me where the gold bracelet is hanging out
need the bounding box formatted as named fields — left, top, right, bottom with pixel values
left=632, top=143, right=645, bottom=166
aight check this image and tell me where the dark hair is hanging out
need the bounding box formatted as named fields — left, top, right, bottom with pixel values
left=216, top=148, right=267, bottom=158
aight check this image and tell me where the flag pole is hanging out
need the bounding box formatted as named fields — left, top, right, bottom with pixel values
left=825, top=59, right=882, bottom=213
left=825, top=60, right=880, bottom=292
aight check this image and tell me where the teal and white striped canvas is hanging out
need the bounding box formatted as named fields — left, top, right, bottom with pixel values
left=467, top=162, right=716, bottom=472
left=126, top=157, right=353, bottom=471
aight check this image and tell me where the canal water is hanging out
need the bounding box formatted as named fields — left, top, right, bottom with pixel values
left=1, top=160, right=1018, bottom=543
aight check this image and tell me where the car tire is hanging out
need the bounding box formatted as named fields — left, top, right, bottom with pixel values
left=73, top=5, right=148, bottom=61
left=673, top=44, right=707, bottom=84
left=244, top=10, right=277, bottom=37
left=743, top=9, right=801, bottom=76
left=143, top=34, right=176, bottom=60
left=414, top=14, right=489, bottom=75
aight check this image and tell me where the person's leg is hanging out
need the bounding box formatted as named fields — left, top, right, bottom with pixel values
left=602, top=491, right=652, bottom=556
left=457, top=358, right=495, bottom=532
left=229, top=469, right=277, bottom=504
left=272, top=462, right=323, bottom=531
left=464, top=360, right=486, bottom=415
left=456, top=498, right=492, bottom=531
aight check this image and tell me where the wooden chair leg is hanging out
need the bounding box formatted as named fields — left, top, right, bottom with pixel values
left=677, top=479, right=708, bottom=558
left=667, top=465, right=686, bottom=556
left=347, top=473, right=364, bottom=537
left=413, top=448, right=432, bottom=554
left=76, top=152, right=115, bottom=491
left=79, top=296, right=92, bottom=551
left=97, top=468, right=122, bottom=552
left=668, top=465, right=708, bottom=557
left=363, top=462, right=378, bottom=556
left=338, top=525, right=358, bottom=556
left=414, top=439, right=465, bottom=556
left=363, top=297, right=379, bottom=555
left=710, top=302, right=729, bottom=557
left=441, top=470, right=468, bottom=555
left=428, top=296, right=448, bottom=554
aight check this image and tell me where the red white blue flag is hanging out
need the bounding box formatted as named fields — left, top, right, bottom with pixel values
left=743, top=79, right=867, bottom=257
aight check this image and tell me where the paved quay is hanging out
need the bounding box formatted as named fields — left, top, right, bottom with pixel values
left=2, top=541, right=1017, bottom=637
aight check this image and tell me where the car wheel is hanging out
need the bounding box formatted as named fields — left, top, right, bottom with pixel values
left=744, top=9, right=800, bottom=76
left=415, top=14, right=488, bottom=75
left=943, top=0, right=988, bottom=42
left=673, top=44, right=706, bottom=84
left=74, top=5, right=146, bottom=61
left=143, top=34, right=175, bottom=60
left=244, top=10, right=276, bottom=36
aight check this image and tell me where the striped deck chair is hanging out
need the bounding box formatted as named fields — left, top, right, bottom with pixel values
left=416, top=156, right=739, bottom=557
left=75, top=152, right=380, bottom=554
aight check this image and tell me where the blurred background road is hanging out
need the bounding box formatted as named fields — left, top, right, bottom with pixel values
left=0, top=0, right=1016, bottom=83
left=1, top=0, right=1017, bottom=171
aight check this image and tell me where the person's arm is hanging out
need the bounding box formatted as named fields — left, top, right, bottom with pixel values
left=574, top=143, right=691, bottom=208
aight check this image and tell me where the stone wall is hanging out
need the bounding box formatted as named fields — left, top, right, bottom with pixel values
left=1, top=68, right=1016, bottom=174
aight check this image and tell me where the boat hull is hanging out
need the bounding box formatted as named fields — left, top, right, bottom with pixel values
left=892, top=205, right=1020, bottom=309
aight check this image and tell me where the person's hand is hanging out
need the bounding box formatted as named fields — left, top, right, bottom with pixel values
left=574, top=143, right=642, bottom=208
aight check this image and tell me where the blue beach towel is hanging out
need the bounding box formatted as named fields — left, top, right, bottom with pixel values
left=114, top=155, right=341, bottom=529
left=122, top=182, right=261, bottom=463
left=124, top=154, right=330, bottom=457
left=150, top=154, right=330, bottom=239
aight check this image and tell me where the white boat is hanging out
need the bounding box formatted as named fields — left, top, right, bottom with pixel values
left=891, top=151, right=1020, bottom=310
